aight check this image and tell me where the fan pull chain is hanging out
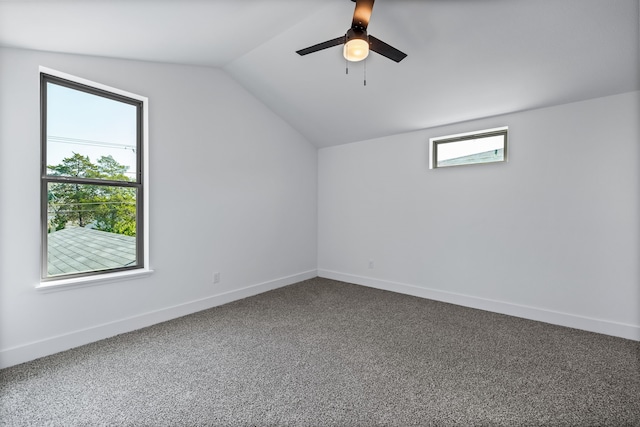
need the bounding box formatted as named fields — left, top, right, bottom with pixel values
left=345, top=34, right=349, bottom=75
left=364, top=57, right=367, bottom=86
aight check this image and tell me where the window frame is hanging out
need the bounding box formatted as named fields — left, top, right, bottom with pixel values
left=39, top=67, right=150, bottom=287
left=430, top=127, right=508, bottom=169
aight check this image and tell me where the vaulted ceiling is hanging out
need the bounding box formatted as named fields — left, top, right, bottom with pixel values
left=1, top=0, right=638, bottom=147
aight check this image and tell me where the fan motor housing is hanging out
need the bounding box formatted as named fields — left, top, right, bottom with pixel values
left=346, top=28, right=368, bottom=43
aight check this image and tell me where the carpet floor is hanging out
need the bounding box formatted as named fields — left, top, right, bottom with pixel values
left=1, top=277, right=639, bottom=426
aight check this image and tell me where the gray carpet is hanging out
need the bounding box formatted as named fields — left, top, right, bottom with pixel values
left=1, top=277, right=639, bottom=426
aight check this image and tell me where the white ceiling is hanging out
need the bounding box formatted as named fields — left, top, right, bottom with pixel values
left=1, top=0, right=638, bottom=147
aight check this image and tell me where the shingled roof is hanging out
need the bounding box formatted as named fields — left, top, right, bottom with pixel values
left=47, top=227, right=136, bottom=276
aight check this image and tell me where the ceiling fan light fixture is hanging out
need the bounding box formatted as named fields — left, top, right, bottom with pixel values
left=343, top=38, right=369, bottom=62
left=343, top=28, right=369, bottom=62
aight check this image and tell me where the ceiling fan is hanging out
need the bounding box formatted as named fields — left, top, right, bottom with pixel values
left=296, top=0, right=407, bottom=63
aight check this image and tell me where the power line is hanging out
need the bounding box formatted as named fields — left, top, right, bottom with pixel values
left=48, top=135, right=135, bottom=151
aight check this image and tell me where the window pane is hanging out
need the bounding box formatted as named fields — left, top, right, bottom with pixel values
left=437, top=135, right=505, bottom=166
left=46, top=82, right=138, bottom=181
left=431, top=128, right=508, bottom=169
left=46, top=182, right=138, bottom=277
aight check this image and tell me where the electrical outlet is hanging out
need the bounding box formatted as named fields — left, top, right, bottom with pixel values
left=213, top=272, right=220, bottom=284
left=368, top=259, right=374, bottom=269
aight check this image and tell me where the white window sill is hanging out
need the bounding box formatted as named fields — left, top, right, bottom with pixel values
left=36, top=269, right=153, bottom=293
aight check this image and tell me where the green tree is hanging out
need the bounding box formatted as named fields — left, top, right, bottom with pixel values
left=48, top=153, right=136, bottom=236
left=93, top=186, right=137, bottom=236
left=96, top=155, right=130, bottom=181
left=48, top=153, right=100, bottom=229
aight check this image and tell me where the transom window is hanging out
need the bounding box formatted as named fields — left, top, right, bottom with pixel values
left=41, top=70, right=148, bottom=282
left=430, top=127, right=508, bottom=169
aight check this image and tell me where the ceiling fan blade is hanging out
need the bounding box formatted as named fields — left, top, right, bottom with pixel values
left=296, top=36, right=345, bottom=56
left=352, top=0, right=374, bottom=30
left=369, top=35, right=407, bottom=62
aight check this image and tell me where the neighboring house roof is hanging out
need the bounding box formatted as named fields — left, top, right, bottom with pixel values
left=438, top=148, right=505, bottom=168
left=47, top=226, right=136, bottom=276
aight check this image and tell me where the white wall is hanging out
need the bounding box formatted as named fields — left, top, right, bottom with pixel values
left=318, top=91, right=640, bottom=340
left=0, top=47, right=318, bottom=368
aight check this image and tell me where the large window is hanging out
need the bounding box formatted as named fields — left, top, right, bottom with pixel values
left=40, top=69, right=148, bottom=283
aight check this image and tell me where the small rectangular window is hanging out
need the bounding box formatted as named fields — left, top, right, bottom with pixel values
left=41, top=71, right=147, bottom=281
left=430, top=127, right=508, bottom=169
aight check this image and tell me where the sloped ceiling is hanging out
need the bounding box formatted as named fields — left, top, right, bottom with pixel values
left=1, top=0, right=638, bottom=147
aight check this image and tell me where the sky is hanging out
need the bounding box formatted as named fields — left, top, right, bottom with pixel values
left=46, top=82, right=138, bottom=179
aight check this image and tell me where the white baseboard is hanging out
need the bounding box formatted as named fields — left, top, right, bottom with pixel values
left=318, top=269, right=640, bottom=341
left=0, top=270, right=317, bottom=369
